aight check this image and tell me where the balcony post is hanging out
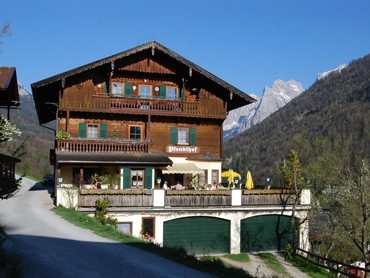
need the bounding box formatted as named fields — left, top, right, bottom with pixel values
left=231, top=189, right=242, bottom=206
left=153, top=189, right=165, bottom=207
left=300, top=189, right=311, bottom=205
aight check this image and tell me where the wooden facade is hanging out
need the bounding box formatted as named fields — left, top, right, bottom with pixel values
left=32, top=41, right=256, bottom=190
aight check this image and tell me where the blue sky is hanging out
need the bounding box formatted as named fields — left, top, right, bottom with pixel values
left=1, top=0, right=370, bottom=97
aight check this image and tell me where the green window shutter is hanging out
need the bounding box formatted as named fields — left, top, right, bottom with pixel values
left=180, top=86, right=185, bottom=100
left=103, top=82, right=108, bottom=95
left=125, top=83, right=133, bottom=97
left=159, top=85, right=166, bottom=99
left=190, top=127, right=196, bottom=145
left=79, top=123, right=86, bottom=138
left=170, top=127, right=177, bottom=144
left=100, top=123, right=108, bottom=138
left=123, top=168, right=131, bottom=189
left=144, top=168, right=153, bottom=189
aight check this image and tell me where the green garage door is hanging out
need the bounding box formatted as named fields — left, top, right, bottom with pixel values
left=163, top=217, right=230, bottom=254
left=241, top=215, right=296, bottom=252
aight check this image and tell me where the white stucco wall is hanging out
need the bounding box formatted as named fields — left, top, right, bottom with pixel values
left=113, top=207, right=310, bottom=254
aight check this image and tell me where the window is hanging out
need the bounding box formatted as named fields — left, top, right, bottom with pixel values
left=142, top=217, right=155, bottom=240
left=139, top=85, right=151, bottom=98
left=117, top=222, right=132, bottom=235
left=166, top=87, right=177, bottom=100
left=87, top=125, right=98, bottom=139
left=111, top=82, right=124, bottom=96
left=211, top=170, right=219, bottom=185
left=170, top=127, right=197, bottom=145
left=129, top=126, right=141, bottom=140
left=131, top=169, right=143, bottom=187
left=178, top=128, right=189, bottom=145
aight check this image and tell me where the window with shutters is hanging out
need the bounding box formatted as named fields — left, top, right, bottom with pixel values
left=178, top=128, right=189, bottom=145
left=111, top=82, right=124, bottom=96
left=131, top=169, right=144, bottom=188
left=170, top=127, right=197, bottom=145
left=87, top=125, right=99, bottom=139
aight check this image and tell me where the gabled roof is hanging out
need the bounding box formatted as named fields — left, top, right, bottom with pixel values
left=32, top=41, right=256, bottom=124
left=0, top=67, right=20, bottom=107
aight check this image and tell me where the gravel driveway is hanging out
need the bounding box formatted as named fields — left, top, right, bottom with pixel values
left=0, top=177, right=214, bottom=278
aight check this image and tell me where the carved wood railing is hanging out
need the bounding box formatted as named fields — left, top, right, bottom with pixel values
left=59, top=95, right=226, bottom=119
left=57, top=138, right=152, bottom=153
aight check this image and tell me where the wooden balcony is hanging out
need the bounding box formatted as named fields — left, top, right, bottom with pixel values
left=59, top=95, right=226, bottom=119
left=57, top=138, right=152, bottom=153
left=77, top=188, right=310, bottom=209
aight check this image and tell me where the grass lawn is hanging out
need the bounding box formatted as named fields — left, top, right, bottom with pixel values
left=258, top=252, right=290, bottom=276
left=288, top=255, right=337, bottom=278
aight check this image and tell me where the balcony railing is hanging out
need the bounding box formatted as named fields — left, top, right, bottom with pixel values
left=77, top=188, right=310, bottom=209
left=59, top=95, right=226, bottom=119
left=57, top=138, right=152, bottom=153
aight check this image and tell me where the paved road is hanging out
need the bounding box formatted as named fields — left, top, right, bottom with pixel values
left=0, top=177, right=213, bottom=278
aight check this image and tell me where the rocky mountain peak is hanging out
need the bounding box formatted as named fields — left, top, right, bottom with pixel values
left=223, top=79, right=304, bottom=140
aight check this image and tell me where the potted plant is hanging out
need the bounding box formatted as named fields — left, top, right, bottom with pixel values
left=56, top=130, right=71, bottom=139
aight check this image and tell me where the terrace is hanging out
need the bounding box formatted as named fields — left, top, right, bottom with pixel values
left=74, top=188, right=310, bottom=210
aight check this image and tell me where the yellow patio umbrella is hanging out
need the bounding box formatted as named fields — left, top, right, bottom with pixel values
left=221, top=169, right=242, bottom=185
left=245, top=170, right=254, bottom=190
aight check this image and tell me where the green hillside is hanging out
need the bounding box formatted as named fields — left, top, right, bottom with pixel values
left=0, top=94, right=54, bottom=180
left=223, top=54, right=370, bottom=186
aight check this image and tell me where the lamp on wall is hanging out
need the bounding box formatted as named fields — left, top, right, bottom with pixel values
left=57, top=176, right=63, bottom=187
left=156, top=177, right=162, bottom=188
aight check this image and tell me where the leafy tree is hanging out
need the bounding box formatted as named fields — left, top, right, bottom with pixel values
left=0, top=116, right=21, bottom=142
left=322, top=159, right=370, bottom=267
left=279, top=149, right=307, bottom=251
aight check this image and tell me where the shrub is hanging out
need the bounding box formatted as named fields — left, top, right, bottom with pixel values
left=95, top=197, right=117, bottom=228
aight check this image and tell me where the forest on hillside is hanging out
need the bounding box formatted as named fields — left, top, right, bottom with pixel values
left=0, top=97, right=54, bottom=181
left=223, top=54, right=370, bottom=187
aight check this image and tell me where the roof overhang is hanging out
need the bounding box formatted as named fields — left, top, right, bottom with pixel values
left=56, top=151, right=172, bottom=167
left=0, top=67, right=20, bottom=107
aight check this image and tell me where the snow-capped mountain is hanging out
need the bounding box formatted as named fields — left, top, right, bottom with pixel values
left=223, top=79, right=304, bottom=140
left=317, top=64, right=347, bottom=80
left=18, top=83, right=32, bottom=97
